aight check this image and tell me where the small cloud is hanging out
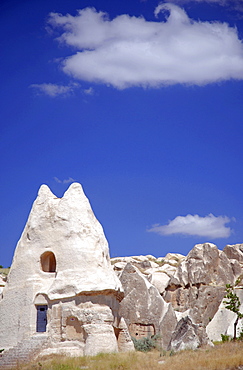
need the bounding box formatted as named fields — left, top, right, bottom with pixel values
left=148, top=214, right=233, bottom=239
left=83, top=87, right=94, bottom=95
left=30, top=82, right=80, bottom=97
left=54, top=177, right=75, bottom=184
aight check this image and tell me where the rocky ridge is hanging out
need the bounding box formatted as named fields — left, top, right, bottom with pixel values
left=111, top=242, right=243, bottom=350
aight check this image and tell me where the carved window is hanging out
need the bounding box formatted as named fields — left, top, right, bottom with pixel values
left=66, top=316, right=84, bottom=341
left=40, top=251, right=56, bottom=273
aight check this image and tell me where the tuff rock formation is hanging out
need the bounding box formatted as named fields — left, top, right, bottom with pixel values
left=1, top=182, right=243, bottom=367
left=163, top=243, right=242, bottom=327
left=0, top=183, right=133, bottom=368
left=119, top=263, right=177, bottom=350
left=112, top=243, right=243, bottom=346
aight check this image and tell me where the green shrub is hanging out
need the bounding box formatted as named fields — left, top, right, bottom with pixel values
left=221, top=334, right=230, bottom=342
left=131, top=335, right=158, bottom=352
left=223, top=283, right=243, bottom=340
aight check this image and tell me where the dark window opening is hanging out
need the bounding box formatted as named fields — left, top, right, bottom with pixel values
left=36, top=305, right=47, bottom=332
left=40, top=251, right=56, bottom=272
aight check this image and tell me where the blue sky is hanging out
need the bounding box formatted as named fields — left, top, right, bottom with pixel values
left=1, top=0, right=243, bottom=267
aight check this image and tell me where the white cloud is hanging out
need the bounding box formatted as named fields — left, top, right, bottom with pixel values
left=54, top=177, right=75, bottom=184
left=167, top=0, right=243, bottom=9
left=46, top=3, right=243, bottom=89
left=148, top=214, right=233, bottom=238
left=30, top=82, right=79, bottom=97
left=83, top=87, right=94, bottom=95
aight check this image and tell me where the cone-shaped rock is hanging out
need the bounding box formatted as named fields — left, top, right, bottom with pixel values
left=0, top=183, right=130, bottom=359
left=7, top=182, right=122, bottom=299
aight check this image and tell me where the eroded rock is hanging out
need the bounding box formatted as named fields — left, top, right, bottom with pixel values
left=0, top=183, right=133, bottom=365
left=223, top=244, right=243, bottom=264
left=163, top=243, right=242, bottom=325
left=119, top=263, right=177, bottom=350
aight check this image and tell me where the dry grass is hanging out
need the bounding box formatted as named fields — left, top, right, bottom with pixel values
left=159, top=342, right=243, bottom=370
left=20, top=342, right=243, bottom=370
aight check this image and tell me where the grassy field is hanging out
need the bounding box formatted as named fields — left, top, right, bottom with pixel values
left=20, top=341, right=243, bottom=370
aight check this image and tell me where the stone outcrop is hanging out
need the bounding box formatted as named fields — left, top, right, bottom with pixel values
left=163, top=243, right=242, bottom=326
left=113, top=243, right=242, bottom=347
left=119, top=263, right=177, bottom=350
left=0, top=183, right=133, bottom=367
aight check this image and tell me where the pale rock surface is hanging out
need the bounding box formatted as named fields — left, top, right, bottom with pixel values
left=115, top=317, right=135, bottom=352
left=0, top=183, right=132, bottom=363
left=148, top=271, right=171, bottom=294
left=174, top=309, right=191, bottom=322
left=145, top=265, right=177, bottom=295
left=157, top=263, right=177, bottom=275
left=111, top=256, right=159, bottom=279
left=119, top=263, right=177, bottom=350
left=164, top=253, right=185, bottom=263
left=113, top=262, right=127, bottom=274
left=111, top=254, right=179, bottom=295
left=146, top=264, right=177, bottom=275
left=145, top=254, right=184, bottom=294
left=114, top=256, right=159, bottom=271
left=131, top=255, right=152, bottom=262
left=145, top=254, right=157, bottom=260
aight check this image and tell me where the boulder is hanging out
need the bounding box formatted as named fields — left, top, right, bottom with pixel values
left=168, top=316, right=212, bottom=352
left=148, top=271, right=171, bottom=295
